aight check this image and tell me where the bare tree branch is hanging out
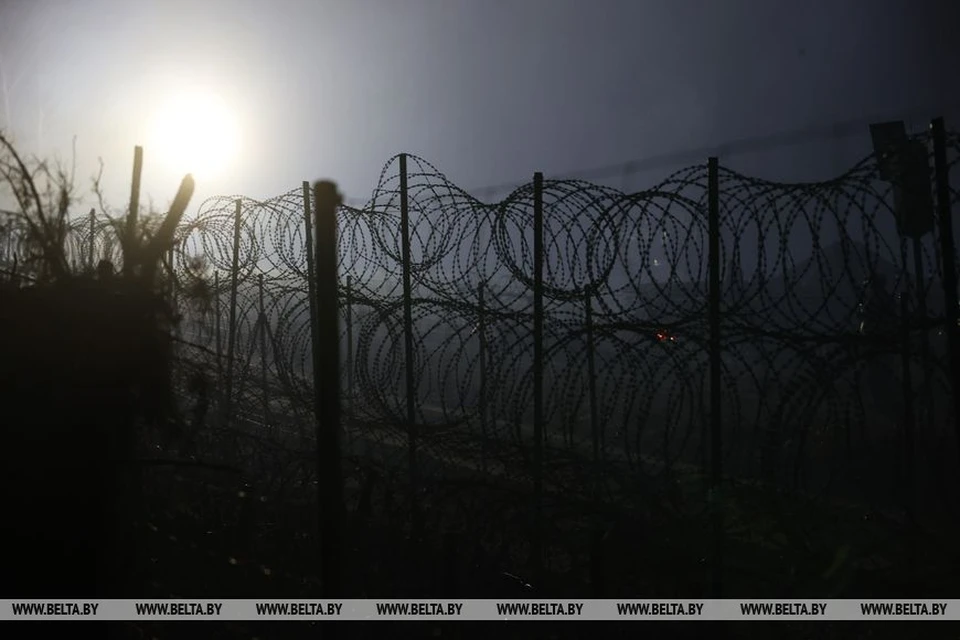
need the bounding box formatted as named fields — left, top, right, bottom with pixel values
left=0, top=130, right=67, bottom=280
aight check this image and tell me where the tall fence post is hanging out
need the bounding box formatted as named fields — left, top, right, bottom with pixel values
left=258, top=273, right=270, bottom=430
left=910, top=236, right=931, bottom=407
left=123, top=146, right=142, bottom=278
left=399, top=153, right=422, bottom=540
left=585, top=288, right=605, bottom=597
left=223, top=199, right=242, bottom=428
left=345, top=274, right=354, bottom=405
left=302, top=181, right=320, bottom=369
left=168, top=246, right=176, bottom=305
left=88, top=208, right=95, bottom=270
left=214, top=270, right=223, bottom=398
left=312, top=180, right=346, bottom=600
left=532, top=170, right=545, bottom=587
left=707, top=156, right=724, bottom=598
left=302, top=181, right=320, bottom=449
left=584, top=290, right=601, bottom=498
left=477, top=282, right=488, bottom=475
left=899, top=296, right=916, bottom=528
left=344, top=274, right=354, bottom=455
left=931, top=117, right=960, bottom=477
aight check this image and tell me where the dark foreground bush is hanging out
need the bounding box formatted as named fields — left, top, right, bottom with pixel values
left=0, top=276, right=177, bottom=597
left=0, top=135, right=193, bottom=599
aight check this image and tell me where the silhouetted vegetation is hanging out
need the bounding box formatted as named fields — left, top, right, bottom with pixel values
left=0, top=134, right=193, bottom=601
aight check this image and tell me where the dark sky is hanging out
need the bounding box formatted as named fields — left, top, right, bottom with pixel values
left=0, top=0, right=958, bottom=210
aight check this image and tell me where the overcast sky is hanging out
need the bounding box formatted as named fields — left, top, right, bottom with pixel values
left=0, top=0, right=958, bottom=212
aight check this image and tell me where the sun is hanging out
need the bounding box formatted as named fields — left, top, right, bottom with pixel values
left=144, top=90, right=240, bottom=182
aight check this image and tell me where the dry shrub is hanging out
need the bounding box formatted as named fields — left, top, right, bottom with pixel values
left=0, top=133, right=194, bottom=597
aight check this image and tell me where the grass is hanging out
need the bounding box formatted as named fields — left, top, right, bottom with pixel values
left=114, top=417, right=960, bottom=639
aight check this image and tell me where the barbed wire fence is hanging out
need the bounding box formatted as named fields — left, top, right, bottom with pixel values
left=2, top=119, right=959, bottom=598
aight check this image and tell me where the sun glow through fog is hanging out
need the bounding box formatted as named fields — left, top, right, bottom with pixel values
left=144, top=90, right=240, bottom=182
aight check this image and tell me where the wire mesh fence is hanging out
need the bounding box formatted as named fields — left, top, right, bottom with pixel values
left=2, top=124, right=959, bottom=601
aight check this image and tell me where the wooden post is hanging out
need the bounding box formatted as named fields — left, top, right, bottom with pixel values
left=168, top=246, right=176, bottom=304
left=124, top=146, right=142, bottom=278
left=312, top=180, right=346, bottom=599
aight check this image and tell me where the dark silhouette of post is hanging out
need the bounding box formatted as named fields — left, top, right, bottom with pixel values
left=223, top=199, right=242, bottom=428
left=214, top=270, right=223, bottom=384
left=584, top=291, right=601, bottom=498
left=585, top=289, right=605, bottom=598
left=345, top=274, right=354, bottom=404
left=88, top=208, right=95, bottom=271
left=312, top=179, right=346, bottom=599
left=302, top=181, right=321, bottom=450
left=532, top=171, right=544, bottom=586
left=931, top=118, right=960, bottom=476
left=258, top=273, right=270, bottom=429
left=899, top=296, right=916, bottom=527
left=707, top=156, right=724, bottom=598
left=869, top=120, right=934, bottom=459
left=399, top=153, right=422, bottom=539
left=477, top=282, right=489, bottom=474
left=302, top=180, right=320, bottom=376
left=123, top=146, right=142, bottom=278
left=167, top=246, right=176, bottom=304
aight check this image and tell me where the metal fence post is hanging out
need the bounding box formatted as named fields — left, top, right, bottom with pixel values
left=258, top=273, right=270, bottom=430
left=88, top=208, right=95, bottom=270
left=707, top=156, right=724, bottom=598
left=478, top=282, right=488, bottom=475
left=584, top=290, right=601, bottom=499
left=532, top=170, right=544, bottom=586
left=931, top=117, right=960, bottom=474
left=302, top=181, right=320, bottom=450
left=302, top=181, right=320, bottom=376
left=345, top=274, right=354, bottom=405
left=223, top=199, right=242, bottom=428
left=213, top=270, right=223, bottom=401
left=899, top=296, right=916, bottom=526
left=399, top=153, right=422, bottom=540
